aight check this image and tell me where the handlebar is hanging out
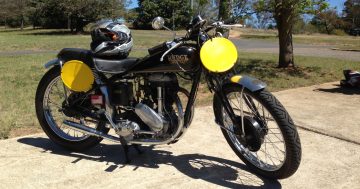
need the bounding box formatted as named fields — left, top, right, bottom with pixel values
left=157, top=17, right=239, bottom=60
left=160, top=41, right=183, bottom=62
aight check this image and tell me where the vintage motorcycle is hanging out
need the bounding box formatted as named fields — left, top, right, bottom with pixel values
left=35, top=16, right=301, bottom=179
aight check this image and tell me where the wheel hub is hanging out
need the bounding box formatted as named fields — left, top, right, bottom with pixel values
left=61, top=93, right=87, bottom=118
left=233, top=116, right=266, bottom=152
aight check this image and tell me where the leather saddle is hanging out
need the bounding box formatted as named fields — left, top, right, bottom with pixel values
left=58, top=48, right=139, bottom=74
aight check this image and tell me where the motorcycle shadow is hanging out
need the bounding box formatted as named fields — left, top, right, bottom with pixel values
left=18, top=137, right=281, bottom=189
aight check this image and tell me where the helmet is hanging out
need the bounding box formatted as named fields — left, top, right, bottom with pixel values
left=91, top=20, right=133, bottom=58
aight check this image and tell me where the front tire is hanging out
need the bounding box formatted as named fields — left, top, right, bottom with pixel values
left=35, top=67, right=108, bottom=151
left=215, top=85, right=301, bottom=179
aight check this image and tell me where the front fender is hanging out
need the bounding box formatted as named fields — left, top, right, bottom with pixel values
left=229, top=75, right=266, bottom=92
left=44, top=58, right=61, bottom=69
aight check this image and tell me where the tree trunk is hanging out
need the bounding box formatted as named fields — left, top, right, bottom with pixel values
left=275, top=1, right=295, bottom=68
left=20, top=16, right=24, bottom=31
left=67, top=15, right=71, bottom=30
left=218, top=0, right=231, bottom=20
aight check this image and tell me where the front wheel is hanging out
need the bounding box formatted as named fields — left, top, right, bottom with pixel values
left=215, top=85, right=301, bottom=179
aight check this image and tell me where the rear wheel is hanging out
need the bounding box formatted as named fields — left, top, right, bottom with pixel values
left=216, top=85, right=301, bottom=179
left=35, top=67, right=108, bottom=151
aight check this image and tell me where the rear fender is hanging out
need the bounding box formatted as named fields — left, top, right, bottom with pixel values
left=44, top=58, right=62, bottom=69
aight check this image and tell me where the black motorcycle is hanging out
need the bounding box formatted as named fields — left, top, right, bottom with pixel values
left=35, top=16, right=301, bottom=179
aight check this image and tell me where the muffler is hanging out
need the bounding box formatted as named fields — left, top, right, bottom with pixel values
left=134, top=103, right=167, bottom=132
left=63, top=120, right=120, bottom=143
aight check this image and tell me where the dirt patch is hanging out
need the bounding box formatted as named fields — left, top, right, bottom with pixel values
left=9, top=127, right=43, bottom=138
left=229, top=30, right=242, bottom=38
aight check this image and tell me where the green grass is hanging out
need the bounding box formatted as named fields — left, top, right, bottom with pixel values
left=0, top=54, right=54, bottom=138
left=0, top=28, right=176, bottom=51
left=235, top=28, right=360, bottom=50
left=0, top=28, right=359, bottom=139
left=235, top=52, right=360, bottom=91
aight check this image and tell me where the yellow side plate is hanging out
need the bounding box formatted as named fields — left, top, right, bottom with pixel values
left=200, top=37, right=238, bottom=73
left=61, top=60, right=94, bottom=92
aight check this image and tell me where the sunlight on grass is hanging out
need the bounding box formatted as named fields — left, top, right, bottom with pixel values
left=0, top=54, right=55, bottom=138
left=234, top=28, right=360, bottom=50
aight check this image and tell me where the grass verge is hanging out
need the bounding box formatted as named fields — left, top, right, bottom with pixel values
left=232, top=28, right=360, bottom=50
left=0, top=28, right=176, bottom=52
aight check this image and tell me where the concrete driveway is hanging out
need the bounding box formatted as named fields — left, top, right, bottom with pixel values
left=0, top=82, right=359, bottom=189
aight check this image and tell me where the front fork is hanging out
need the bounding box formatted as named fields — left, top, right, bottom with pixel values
left=214, top=82, right=246, bottom=138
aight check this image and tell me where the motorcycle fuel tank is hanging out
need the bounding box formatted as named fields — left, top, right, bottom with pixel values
left=131, top=45, right=200, bottom=73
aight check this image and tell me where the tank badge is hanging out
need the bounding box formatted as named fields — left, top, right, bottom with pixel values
left=168, top=55, right=189, bottom=64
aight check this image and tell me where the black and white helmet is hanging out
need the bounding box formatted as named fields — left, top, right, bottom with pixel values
left=91, top=20, right=133, bottom=58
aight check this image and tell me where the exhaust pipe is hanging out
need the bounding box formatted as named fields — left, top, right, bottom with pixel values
left=63, top=120, right=120, bottom=143
left=135, top=103, right=166, bottom=132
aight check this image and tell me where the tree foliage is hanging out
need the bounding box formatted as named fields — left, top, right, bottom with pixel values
left=0, top=0, right=128, bottom=32
left=192, top=0, right=219, bottom=19
left=343, top=0, right=360, bottom=29
left=311, top=9, right=344, bottom=34
left=0, top=0, right=29, bottom=29
left=134, top=0, right=191, bottom=29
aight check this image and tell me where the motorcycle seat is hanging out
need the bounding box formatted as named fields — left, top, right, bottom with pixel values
left=57, top=48, right=139, bottom=74
left=58, top=48, right=93, bottom=65
left=93, top=57, right=139, bottom=74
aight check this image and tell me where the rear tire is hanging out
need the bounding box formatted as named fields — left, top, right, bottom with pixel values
left=215, top=85, right=301, bottom=179
left=35, top=67, right=108, bottom=151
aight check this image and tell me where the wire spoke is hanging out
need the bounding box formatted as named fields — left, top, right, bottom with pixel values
left=43, top=75, right=94, bottom=141
left=221, top=90, right=286, bottom=172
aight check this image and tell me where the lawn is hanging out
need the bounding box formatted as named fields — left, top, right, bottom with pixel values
left=0, top=28, right=178, bottom=52
left=232, top=28, right=360, bottom=50
left=0, top=28, right=359, bottom=139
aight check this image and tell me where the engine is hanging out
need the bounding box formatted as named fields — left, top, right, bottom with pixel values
left=107, top=73, right=181, bottom=139
left=111, top=82, right=134, bottom=106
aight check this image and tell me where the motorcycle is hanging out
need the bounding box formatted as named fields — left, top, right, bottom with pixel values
left=35, top=16, right=301, bottom=179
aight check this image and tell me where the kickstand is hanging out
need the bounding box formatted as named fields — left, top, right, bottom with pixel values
left=119, top=137, right=130, bottom=163
left=119, top=137, right=143, bottom=163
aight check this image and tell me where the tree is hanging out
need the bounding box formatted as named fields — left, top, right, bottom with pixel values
left=254, top=0, right=328, bottom=68
left=219, top=0, right=231, bottom=20
left=25, top=0, right=127, bottom=32
left=0, top=0, right=29, bottom=29
left=0, top=0, right=12, bottom=28
left=254, top=11, right=273, bottom=29
left=311, top=9, right=343, bottom=34
left=134, top=0, right=191, bottom=29
left=192, top=0, right=219, bottom=19
left=60, top=0, right=126, bottom=32
left=343, top=0, right=360, bottom=29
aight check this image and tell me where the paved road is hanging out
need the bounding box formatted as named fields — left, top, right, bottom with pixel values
left=1, top=39, right=359, bottom=62
left=0, top=82, right=359, bottom=189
